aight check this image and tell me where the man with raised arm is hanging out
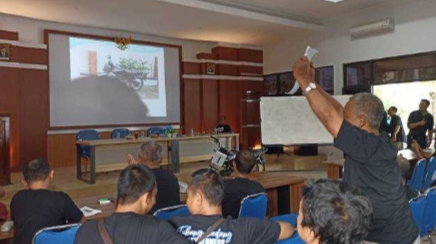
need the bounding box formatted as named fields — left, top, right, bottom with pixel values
left=292, top=57, right=418, bottom=244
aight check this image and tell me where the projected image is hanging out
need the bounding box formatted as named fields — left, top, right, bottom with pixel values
left=69, top=37, right=166, bottom=117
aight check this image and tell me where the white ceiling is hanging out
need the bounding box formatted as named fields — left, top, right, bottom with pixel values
left=0, top=0, right=410, bottom=45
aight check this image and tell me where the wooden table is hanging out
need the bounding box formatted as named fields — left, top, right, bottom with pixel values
left=76, top=133, right=239, bottom=184
left=249, top=172, right=305, bottom=215
left=324, top=149, right=433, bottom=180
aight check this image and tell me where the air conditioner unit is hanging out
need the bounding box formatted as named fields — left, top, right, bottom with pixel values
left=350, top=18, right=394, bottom=40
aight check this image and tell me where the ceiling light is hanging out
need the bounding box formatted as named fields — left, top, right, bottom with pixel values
left=323, top=0, right=346, bottom=3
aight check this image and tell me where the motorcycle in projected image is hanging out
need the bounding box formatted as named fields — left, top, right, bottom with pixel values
left=103, top=55, right=150, bottom=91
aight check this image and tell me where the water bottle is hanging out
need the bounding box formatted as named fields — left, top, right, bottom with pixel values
left=116, top=132, right=121, bottom=140
left=190, top=128, right=194, bottom=137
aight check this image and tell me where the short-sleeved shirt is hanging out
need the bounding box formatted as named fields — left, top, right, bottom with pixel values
left=334, top=120, right=418, bottom=243
left=150, top=168, right=181, bottom=214
left=11, top=189, right=83, bottom=244
left=390, top=114, right=406, bottom=142
left=222, top=178, right=265, bottom=219
left=407, top=110, right=434, bottom=137
left=170, top=215, right=281, bottom=244
left=75, top=212, right=190, bottom=244
left=216, top=124, right=232, bottom=133
left=379, top=111, right=390, bottom=133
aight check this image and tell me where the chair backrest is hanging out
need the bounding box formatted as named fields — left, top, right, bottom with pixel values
left=153, top=205, right=190, bottom=221
left=76, top=130, right=100, bottom=158
left=408, top=158, right=427, bottom=191
left=409, top=194, right=426, bottom=231
left=32, top=223, right=81, bottom=244
left=269, top=214, right=305, bottom=244
left=422, top=187, right=436, bottom=237
left=147, top=127, right=165, bottom=137
left=238, top=192, right=268, bottom=219
left=111, top=128, right=131, bottom=139
left=424, top=157, right=436, bottom=189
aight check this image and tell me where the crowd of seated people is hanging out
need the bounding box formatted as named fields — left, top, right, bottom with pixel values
left=4, top=155, right=378, bottom=244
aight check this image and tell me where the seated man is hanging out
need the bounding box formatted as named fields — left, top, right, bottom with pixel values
left=411, top=136, right=436, bottom=160
left=215, top=115, right=232, bottom=133
left=170, top=168, right=294, bottom=244
left=127, top=141, right=180, bottom=214
left=222, top=150, right=265, bottom=218
left=11, top=158, right=85, bottom=244
left=75, top=164, right=190, bottom=244
left=297, top=179, right=373, bottom=244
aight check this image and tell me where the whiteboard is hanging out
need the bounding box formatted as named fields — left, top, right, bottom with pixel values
left=260, top=95, right=350, bottom=145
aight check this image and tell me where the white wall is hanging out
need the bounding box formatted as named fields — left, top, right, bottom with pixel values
left=0, top=13, right=216, bottom=59
left=263, top=0, right=436, bottom=94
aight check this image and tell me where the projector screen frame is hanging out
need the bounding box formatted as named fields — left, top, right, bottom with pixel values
left=44, top=29, right=184, bottom=131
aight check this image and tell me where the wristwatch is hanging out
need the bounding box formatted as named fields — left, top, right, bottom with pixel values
left=303, top=82, right=317, bottom=95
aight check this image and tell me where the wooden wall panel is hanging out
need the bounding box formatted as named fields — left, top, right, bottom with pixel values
left=219, top=80, right=240, bottom=135
left=0, top=30, right=18, bottom=41
left=217, top=64, right=238, bottom=76
left=197, top=53, right=217, bottom=60
left=20, top=69, right=49, bottom=165
left=183, top=62, right=201, bottom=75
left=238, top=48, right=263, bottom=63
left=183, top=79, right=202, bottom=133
left=13, top=47, right=48, bottom=65
left=239, top=65, right=263, bottom=75
left=212, top=47, right=238, bottom=61
left=202, top=79, right=219, bottom=133
left=0, top=68, right=21, bottom=171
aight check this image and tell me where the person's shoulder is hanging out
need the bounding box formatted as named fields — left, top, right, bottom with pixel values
left=249, top=179, right=265, bottom=190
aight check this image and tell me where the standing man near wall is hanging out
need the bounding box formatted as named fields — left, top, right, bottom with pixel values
left=292, top=56, right=418, bottom=244
left=388, top=106, right=406, bottom=150
left=407, top=99, right=434, bottom=149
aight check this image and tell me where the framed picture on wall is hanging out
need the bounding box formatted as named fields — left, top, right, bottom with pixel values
left=0, top=44, right=11, bottom=61
left=206, top=63, right=215, bottom=75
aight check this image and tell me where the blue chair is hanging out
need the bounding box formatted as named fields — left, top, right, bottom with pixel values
left=147, top=127, right=165, bottom=137
left=424, top=157, right=436, bottom=189
left=111, top=128, right=130, bottom=139
left=421, top=187, right=436, bottom=241
left=409, top=194, right=426, bottom=230
left=153, top=205, right=190, bottom=221
left=32, top=223, right=81, bottom=244
left=407, top=158, right=427, bottom=191
left=238, top=192, right=268, bottom=219
left=270, top=214, right=305, bottom=244
left=77, top=130, right=100, bottom=158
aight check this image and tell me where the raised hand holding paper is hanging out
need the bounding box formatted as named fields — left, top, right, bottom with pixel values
left=285, top=46, right=318, bottom=95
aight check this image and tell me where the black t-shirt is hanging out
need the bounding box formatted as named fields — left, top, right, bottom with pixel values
left=150, top=168, right=181, bottom=214
left=408, top=110, right=434, bottom=137
left=11, top=189, right=83, bottom=244
left=170, top=215, right=281, bottom=244
left=334, top=120, right=418, bottom=243
left=390, top=114, right=406, bottom=142
left=379, top=111, right=390, bottom=133
left=222, top=178, right=265, bottom=219
left=75, top=212, right=190, bottom=244
left=216, top=124, right=232, bottom=133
